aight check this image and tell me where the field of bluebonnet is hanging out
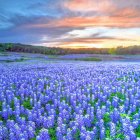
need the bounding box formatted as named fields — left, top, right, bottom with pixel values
left=0, top=52, right=140, bottom=140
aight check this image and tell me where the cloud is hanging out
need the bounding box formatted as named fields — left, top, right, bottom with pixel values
left=63, top=0, right=115, bottom=14
left=0, top=0, right=140, bottom=48
left=28, top=15, right=140, bottom=28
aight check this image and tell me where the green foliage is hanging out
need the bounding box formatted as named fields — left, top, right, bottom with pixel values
left=0, top=116, right=2, bottom=121
left=48, top=55, right=59, bottom=59
left=0, top=43, right=13, bottom=52
left=30, top=138, right=36, bottom=140
left=30, top=127, right=42, bottom=140
left=108, top=48, right=116, bottom=55
left=135, top=125, right=140, bottom=138
left=120, top=113, right=132, bottom=120
left=8, top=115, right=16, bottom=120
left=115, top=133, right=125, bottom=139
left=110, top=106, right=114, bottom=112
left=6, top=43, right=13, bottom=50
left=23, top=98, right=32, bottom=110
left=103, top=113, right=110, bottom=123
left=48, top=127, right=57, bottom=140
left=83, top=110, right=87, bottom=116
left=0, top=44, right=5, bottom=51
left=20, top=114, right=28, bottom=120
left=74, top=57, right=102, bottom=61
left=35, top=127, right=42, bottom=136
left=91, top=116, right=97, bottom=126
left=4, top=58, right=27, bottom=63
left=105, top=123, right=125, bottom=139
left=11, top=84, right=16, bottom=89
left=106, top=129, right=110, bottom=138
left=47, top=100, right=53, bottom=105
left=110, top=92, right=125, bottom=101
left=74, top=129, right=80, bottom=140
left=0, top=101, right=2, bottom=111
left=109, top=93, right=116, bottom=101
left=116, top=92, right=125, bottom=100
left=89, top=99, right=98, bottom=107
left=117, top=77, right=123, bottom=81
left=16, top=96, right=21, bottom=99
left=56, top=108, right=59, bottom=115
left=60, top=97, right=66, bottom=102
left=10, top=100, right=15, bottom=110
left=130, top=107, right=139, bottom=117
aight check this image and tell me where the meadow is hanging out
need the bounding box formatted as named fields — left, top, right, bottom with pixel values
left=0, top=53, right=140, bottom=140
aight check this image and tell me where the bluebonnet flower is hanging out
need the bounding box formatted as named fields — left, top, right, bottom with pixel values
left=125, top=135, right=131, bottom=140
left=130, top=132, right=136, bottom=140
left=0, top=59, right=140, bottom=139
left=80, top=132, right=86, bottom=140
left=85, top=134, right=92, bottom=140
left=110, top=122, right=116, bottom=137
left=100, top=127, right=105, bottom=140
left=38, top=129, right=50, bottom=140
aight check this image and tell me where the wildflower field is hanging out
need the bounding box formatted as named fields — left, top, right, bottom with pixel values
left=0, top=57, right=140, bottom=139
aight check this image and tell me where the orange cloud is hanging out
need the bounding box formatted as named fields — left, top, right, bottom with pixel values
left=113, top=8, right=140, bottom=17
left=23, top=1, right=140, bottom=29
left=30, top=16, right=140, bottom=28
left=63, top=0, right=114, bottom=13
left=20, top=0, right=140, bottom=48
left=54, top=16, right=140, bottom=28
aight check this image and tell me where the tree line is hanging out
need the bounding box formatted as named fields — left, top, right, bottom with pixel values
left=0, top=43, right=140, bottom=55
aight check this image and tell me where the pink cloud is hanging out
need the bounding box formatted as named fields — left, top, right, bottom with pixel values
left=44, top=16, right=140, bottom=28
left=63, top=0, right=115, bottom=13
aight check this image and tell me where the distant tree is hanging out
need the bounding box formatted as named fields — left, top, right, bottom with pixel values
left=0, top=43, right=4, bottom=51
left=108, top=48, right=116, bottom=55
left=6, top=43, right=13, bottom=50
left=0, top=43, right=140, bottom=55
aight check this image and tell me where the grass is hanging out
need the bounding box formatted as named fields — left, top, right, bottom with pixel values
left=0, top=58, right=29, bottom=63
left=48, top=55, right=59, bottom=59
left=74, top=57, right=102, bottom=61
left=0, top=52, right=9, bottom=56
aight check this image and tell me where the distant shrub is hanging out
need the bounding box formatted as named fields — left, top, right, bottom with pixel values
left=74, top=57, right=102, bottom=61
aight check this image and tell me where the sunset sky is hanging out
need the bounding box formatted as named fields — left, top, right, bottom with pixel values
left=0, top=0, right=140, bottom=48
